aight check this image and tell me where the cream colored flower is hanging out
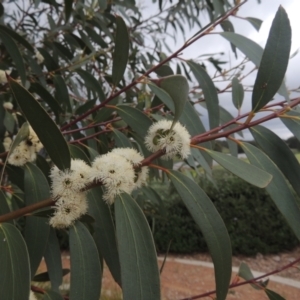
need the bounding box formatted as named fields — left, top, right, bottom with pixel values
left=35, top=50, right=44, bottom=64
left=3, top=102, right=13, bottom=110
left=145, top=120, right=191, bottom=159
left=0, top=70, right=11, bottom=84
left=29, top=291, right=37, bottom=300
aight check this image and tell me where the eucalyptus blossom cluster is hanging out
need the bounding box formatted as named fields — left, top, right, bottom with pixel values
left=49, top=148, right=148, bottom=228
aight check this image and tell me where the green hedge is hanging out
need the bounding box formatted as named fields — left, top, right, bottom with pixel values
left=151, top=175, right=299, bottom=256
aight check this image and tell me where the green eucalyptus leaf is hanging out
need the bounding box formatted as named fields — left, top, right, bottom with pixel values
left=238, top=262, right=264, bottom=290
left=112, top=16, right=129, bottom=86
left=252, top=7, right=291, bottom=112
left=151, top=75, right=188, bottom=128
left=64, top=0, right=73, bottom=23
left=37, top=48, right=60, bottom=72
left=280, top=111, right=300, bottom=141
left=33, top=269, right=69, bottom=282
left=231, top=77, right=244, bottom=110
left=69, top=144, right=90, bottom=164
left=112, top=129, right=132, bottom=148
left=54, top=75, right=72, bottom=112
left=245, top=17, right=263, bottom=32
left=0, top=31, right=26, bottom=85
left=24, top=162, right=50, bottom=278
left=69, top=221, right=102, bottom=300
left=88, top=187, right=121, bottom=286
left=115, top=105, right=152, bottom=138
left=44, top=228, right=64, bottom=292
left=250, top=125, right=300, bottom=198
left=188, top=61, right=219, bottom=129
left=148, top=82, right=174, bottom=112
left=203, top=149, right=272, bottom=188
left=265, top=289, right=286, bottom=300
left=115, top=193, right=161, bottom=300
left=9, top=78, right=71, bottom=170
left=154, top=65, right=174, bottom=77
left=0, top=190, right=11, bottom=223
left=0, top=223, right=30, bottom=300
left=3, top=111, right=15, bottom=133
left=241, top=142, right=300, bottom=241
left=168, top=170, right=231, bottom=300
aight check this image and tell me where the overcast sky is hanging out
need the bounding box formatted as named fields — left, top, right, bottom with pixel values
left=141, top=0, right=300, bottom=140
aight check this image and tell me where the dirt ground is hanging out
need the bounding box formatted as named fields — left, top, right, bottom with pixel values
left=36, top=247, right=300, bottom=299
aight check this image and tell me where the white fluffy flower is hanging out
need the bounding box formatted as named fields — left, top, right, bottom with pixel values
left=3, top=137, right=12, bottom=151
left=91, top=152, right=135, bottom=204
left=0, top=70, right=11, bottom=84
left=29, top=291, right=37, bottom=300
left=145, top=120, right=191, bottom=159
left=3, top=102, right=13, bottom=110
left=111, top=148, right=148, bottom=188
left=35, top=50, right=44, bottom=64
left=49, top=193, right=88, bottom=228
left=7, top=126, right=43, bottom=166
left=50, top=159, right=91, bottom=197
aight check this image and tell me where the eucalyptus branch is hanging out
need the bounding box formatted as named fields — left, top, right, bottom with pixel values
left=60, top=0, right=247, bottom=132
left=179, top=257, right=300, bottom=300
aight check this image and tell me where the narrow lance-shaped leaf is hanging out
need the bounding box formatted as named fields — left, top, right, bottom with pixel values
left=250, top=125, right=300, bottom=198
left=9, top=78, right=71, bottom=170
left=0, top=223, right=31, bottom=300
left=69, top=221, right=102, bottom=300
left=252, top=6, right=291, bottom=112
left=115, top=193, right=161, bottom=300
left=0, top=30, right=26, bottom=85
left=54, top=75, right=72, bottom=113
left=150, top=75, right=189, bottom=128
left=202, top=149, right=272, bottom=188
left=280, top=111, right=300, bottom=141
left=231, top=76, right=244, bottom=110
left=265, top=289, right=285, bottom=300
left=64, top=0, right=73, bottom=23
left=169, top=171, right=231, bottom=300
left=241, top=142, right=300, bottom=241
left=24, top=163, right=50, bottom=278
left=245, top=17, right=263, bottom=32
left=112, top=16, right=129, bottom=86
left=88, top=187, right=121, bottom=286
left=188, top=61, right=219, bottom=129
left=0, top=190, right=11, bottom=222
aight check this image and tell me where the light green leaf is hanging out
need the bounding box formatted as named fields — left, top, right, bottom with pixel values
left=112, top=16, right=129, bottom=86
left=238, top=262, right=264, bottom=290
left=245, top=17, right=263, bottom=32
left=76, top=69, right=105, bottom=102
left=69, top=221, right=102, bottom=300
left=115, top=193, right=160, bottom=300
left=0, top=223, right=30, bottom=300
left=169, top=171, right=231, bottom=300
left=241, top=142, right=300, bottom=241
left=148, top=82, right=174, bottom=112
left=252, top=7, right=291, bottom=112
left=4, top=111, right=15, bottom=133
left=280, top=111, right=300, bottom=141
left=150, top=75, right=189, bottom=127
left=9, top=78, right=71, bottom=170
left=44, top=228, right=63, bottom=292
left=24, top=163, right=50, bottom=278
left=250, top=125, right=300, bottom=198
left=115, top=105, right=152, bottom=138
left=203, top=149, right=272, bottom=188
left=0, top=30, right=26, bottom=85
left=154, top=65, right=174, bottom=77
left=88, top=187, right=121, bottom=286
left=231, top=77, right=244, bottom=110
left=188, top=61, right=219, bottom=129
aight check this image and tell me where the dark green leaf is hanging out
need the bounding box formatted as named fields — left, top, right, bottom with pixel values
left=238, top=262, right=264, bottom=290
left=38, top=48, right=60, bottom=72
left=231, top=77, right=244, bottom=110
left=246, top=17, right=263, bottom=31
left=252, top=7, right=291, bottom=112
left=44, top=228, right=64, bottom=292
left=203, top=149, right=272, bottom=188
left=0, top=190, right=12, bottom=223
left=112, top=129, right=132, bottom=148
left=65, top=0, right=73, bottom=23
left=3, top=111, right=15, bottom=133
left=0, top=223, right=30, bottom=299
left=24, top=163, right=50, bottom=278
left=112, top=16, right=129, bottom=86
left=33, top=269, right=69, bottom=282
left=54, top=75, right=72, bottom=112
left=115, top=193, right=161, bottom=300
left=43, top=290, right=64, bottom=300
left=169, top=171, right=231, bottom=300
left=76, top=69, right=105, bottom=102
left=188, top=61, right=219, bottom=129
left=0, top=25, right=34, bottom=52
left=220, top=20, right=237, bottom=57
left=265, top=289, right=286, bottom=300
left=75, top=99, right=96, bottom=115
left=250, top=125, right=300, bottom=199
left=0, top=31, right=26, bottom=85
left=148, top=82, right=174, bottom=112
left=241, top=142, right=300, bottom=241
left=9, top=78, right=71, bottom=170
left=69, top=144, right=90, bottom=164
left=115, top=105, right=152, bottom=138
left=88, top=187, right=121, bottom=285
left=69, top=221, right=102, bottom=300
